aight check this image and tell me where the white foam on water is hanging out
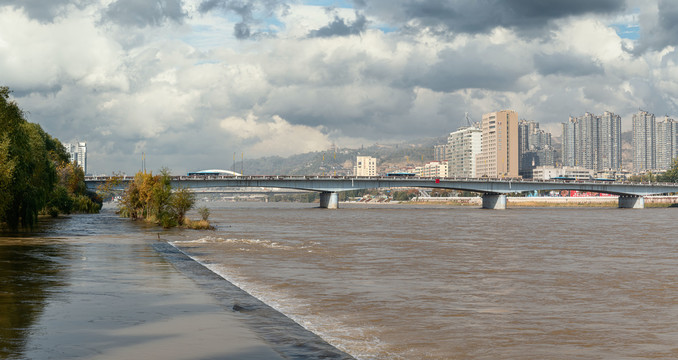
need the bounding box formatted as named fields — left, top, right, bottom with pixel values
left=168, top=241, right=390, bottom=360
left=173, top=237, right=293, bottom=250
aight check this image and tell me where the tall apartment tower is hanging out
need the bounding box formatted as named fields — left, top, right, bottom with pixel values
left=447, top=126, right=482, bottom=177
left=354, top=156, right=377, bottom=176
left=561, top=117, right=577, bottom=167
left=599, top=111, right=622, bottom=170
left=65, top=143, right=77, bottom=163
left=561, top=112, right=621, bottom=171
left=476, top=110, right=519, bottom=178
left=633, top=110, right=656, bottom=172
left=656, top=116, right=678, bottom=170
left=76, top=142, right=87, bottom=175
left=575, top=112, right=599, bottom=170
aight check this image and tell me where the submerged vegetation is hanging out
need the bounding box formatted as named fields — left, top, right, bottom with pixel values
left=117, top=169, right=212, bottom=229
left=0, top=86, right=101, bottom=230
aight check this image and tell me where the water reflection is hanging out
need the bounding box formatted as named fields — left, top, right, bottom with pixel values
left=0, top=239, right=69, bottom=359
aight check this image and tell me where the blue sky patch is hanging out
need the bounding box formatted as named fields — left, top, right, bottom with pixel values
left=613, top=24, right=640, bottom=40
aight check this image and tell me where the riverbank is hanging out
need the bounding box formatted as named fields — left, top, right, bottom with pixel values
left=0, top=209, right=351, bottom=359
left=400, top=195, right=678, bottom=207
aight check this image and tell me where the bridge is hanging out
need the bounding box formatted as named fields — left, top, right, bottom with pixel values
left=85, top=175, right=678, bottom=209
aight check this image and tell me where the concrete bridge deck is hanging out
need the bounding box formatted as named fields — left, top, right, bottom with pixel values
left=86, top=175, right=678, bottom=209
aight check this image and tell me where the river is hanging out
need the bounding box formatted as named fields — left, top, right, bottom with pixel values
left=3, top=202, right=678, bottom=359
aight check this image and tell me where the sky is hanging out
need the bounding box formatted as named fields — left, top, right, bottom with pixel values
left=1, top=0, right=678, bottom=175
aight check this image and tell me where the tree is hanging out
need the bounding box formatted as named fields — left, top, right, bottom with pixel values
left=118, top=169, right=197, bottom=228
left=0, top=86, right=100, bottom=229
left=659, top=158, right=678, bottom=183
left=171, top=188, right=196, bottom=225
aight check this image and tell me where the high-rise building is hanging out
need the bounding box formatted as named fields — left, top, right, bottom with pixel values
left=633, top=110, right=656, bottom=172
left=599, top=111, right=622, bottom=170
left=656, top=116, right=678, bottom=170
left=354, top=156, right=377, bottom=176
left=446, top=126, right=482, bottom=178
left=433, top=144, right=447, bottom=162
left=77, top=142, right=87, bottom=175
left=561, top=117, right=577, bottom=167
left=64, top=142, right=87, bottom=174
left=65, top=143, right=77, bottom=163
left=476, top=110, right=519, bottom=178
left=561, top=112, right=621, bottom=171
left=518, top=119, right=553, bottom=177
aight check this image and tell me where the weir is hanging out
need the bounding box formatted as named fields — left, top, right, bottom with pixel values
left=319, top=192, right=339, bottom=209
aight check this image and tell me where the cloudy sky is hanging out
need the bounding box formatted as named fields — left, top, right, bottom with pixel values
left=2, top=0, right=677, bottom=174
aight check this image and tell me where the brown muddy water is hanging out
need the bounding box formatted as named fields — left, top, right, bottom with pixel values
left=169, top=202, right=678, bottom=359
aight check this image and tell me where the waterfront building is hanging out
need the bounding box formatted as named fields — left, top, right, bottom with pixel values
left=561, top=111, right=621, bottom=171
left=65, top=143, right=77, bottom=163
left=414, top=161, right=449, bottom=177
left=64, top=141, right=88, bottom=174
left=633, top=110, right=656, bottom=172
left=532, top=166, right=594, bottom=180
left=77, top=142, right=87, bottom=175
left=599, top=111, right=622, bottom=170
left=433, top=144, right=447, bottom=162
left=354, top=156, right=377, bottom=176
left=476, top=110, right=519, bottom=178
left=656, top=116, right=678, bottom=170
left=446, top=126, right=482, bottom=178
left=518, top=119, right=554, bottom=178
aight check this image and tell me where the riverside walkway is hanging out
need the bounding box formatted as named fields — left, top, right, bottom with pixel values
left=86, top=175, right=678, bottom=209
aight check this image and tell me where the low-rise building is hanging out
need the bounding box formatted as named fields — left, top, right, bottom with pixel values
left=532, top=166, right=594, bottom=180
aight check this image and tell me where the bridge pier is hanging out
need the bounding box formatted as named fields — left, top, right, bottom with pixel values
left=618, top=195, right=645, bottom=209
left=482, top=193, right=507, bottom=210
left=319, top=192, right=339, bottom=209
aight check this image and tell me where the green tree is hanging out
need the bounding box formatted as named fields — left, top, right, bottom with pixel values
left=0, top=87, right=58, bottom=229
left=118, top=169, right=197, bottom=228
left=0, top=86, right=100, bottom=229
left=171, top=188, right=196, bottom=225
left=659, top=159, right=678, bottom=183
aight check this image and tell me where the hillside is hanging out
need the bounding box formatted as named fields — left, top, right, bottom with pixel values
left=241, top=137, right=445, bottom=175
left=239, top=131, right=635, bottom=176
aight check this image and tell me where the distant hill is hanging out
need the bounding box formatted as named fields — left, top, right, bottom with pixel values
left=241, top=137, right=446, bottom=175
left=239, top=131, right=635, bottom=175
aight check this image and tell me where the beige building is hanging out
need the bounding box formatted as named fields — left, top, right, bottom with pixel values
left=354, top=156, right=377, bottom=176
left=414, top=161, right=449, bottom=177
left=532, top=166, right=594, bottom=180
left=476, top=110, right=519, bottom=178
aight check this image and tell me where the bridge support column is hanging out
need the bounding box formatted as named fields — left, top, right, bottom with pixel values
left=618, top=195, right=645, bottom=209
left=319, top=192, right=339, bottom=209
left=482, top=193, right=507, bottom=210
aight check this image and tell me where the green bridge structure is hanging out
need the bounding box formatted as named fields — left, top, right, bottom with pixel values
left=85, top=175, right=678, bottom=210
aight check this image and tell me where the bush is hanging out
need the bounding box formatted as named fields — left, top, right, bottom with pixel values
left=198, top=207, right=210, bottom=221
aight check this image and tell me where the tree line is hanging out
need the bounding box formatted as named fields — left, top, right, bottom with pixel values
left=0, top=86, right=102, bottom=230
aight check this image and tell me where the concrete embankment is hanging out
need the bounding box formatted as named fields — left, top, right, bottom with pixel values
left=405, top=196, right=678, bottom=207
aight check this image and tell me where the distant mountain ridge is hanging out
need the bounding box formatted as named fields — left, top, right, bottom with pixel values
left=240, top=131, right=634, bottom=175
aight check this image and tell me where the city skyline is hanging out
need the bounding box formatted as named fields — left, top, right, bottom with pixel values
left=2, top=1, right=678, bottom=174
